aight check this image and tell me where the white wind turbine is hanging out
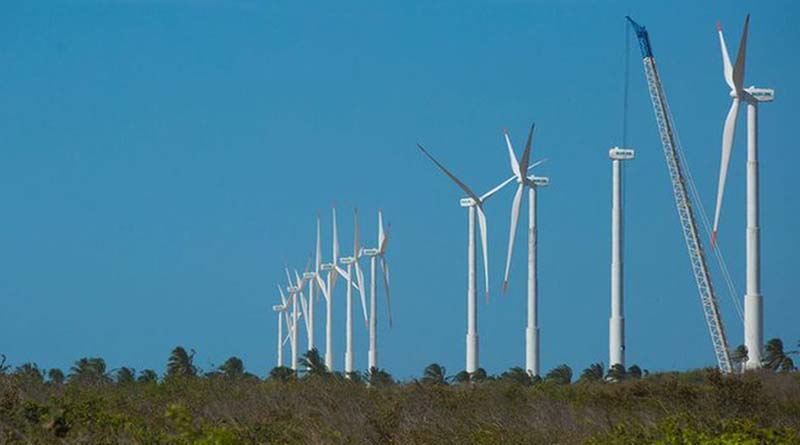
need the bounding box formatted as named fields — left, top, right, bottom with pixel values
left=272, top=286, right=291, bottom=368
left=417, top=144, right=534, bottom=374
left=318, top=206, right=360, bottom=371
left=361, top=210, right=391, bottom=372
left=283, top=269, right=305, bottom=371
left=499, top=124, right=549, bottom=377
left=339, top=208, right=369, bottom=376
left=713, top=15, right=774, bottom=369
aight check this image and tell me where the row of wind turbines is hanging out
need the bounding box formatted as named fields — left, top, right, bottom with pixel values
left=273, top=208, right=391, bottom=375
left=270, top=14, right=772, bottom=376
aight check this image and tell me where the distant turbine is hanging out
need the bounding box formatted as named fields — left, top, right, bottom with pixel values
left=283, top=268, right=304, bottom=371
left=362, top=210, right=391, bottom=372
left=608, top=147, right=634, bottom=369
left=500, top=124, right=549, bottom=377
left=340, top=208, right=369, bottom=376
left=417, top=144, right=529, bottom=373
left=319, top=205, right=358, bottom=371
left=713, top=15, right=774, bottom=370
left=272, top=285, right=291, bottom=368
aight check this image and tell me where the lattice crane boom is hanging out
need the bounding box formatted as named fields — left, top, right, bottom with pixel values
left=627, top=17, right=733, bottom=374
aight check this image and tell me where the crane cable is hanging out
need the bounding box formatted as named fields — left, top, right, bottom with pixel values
left=621, top=19, right=743, bottom=323
left=621, top=20, right=629, bottom=295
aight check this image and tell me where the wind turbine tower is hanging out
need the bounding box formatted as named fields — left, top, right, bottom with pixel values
left=340, top=209, right=368, bottom=376
left=363, top=210, right=391, bottom=371
left=418, top=144, right=532, bottom=373
left=609, top=147, right=634, bottom=369
left=500, top=124, right=548, bottom=377
left=713, top=15, right=774, bottom=369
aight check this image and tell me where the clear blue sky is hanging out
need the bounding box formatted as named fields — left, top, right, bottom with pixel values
left=1, top=1, right=797, bottom=379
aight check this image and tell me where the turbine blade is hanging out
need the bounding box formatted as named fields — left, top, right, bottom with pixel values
left=717, top=22, right=735, bottom=91
left=380, top=221, right=390, bottom=254
left=480, top=159, right=547, bottom=202
left=316, top=274, right=329, bottom=302
left=503, top=128, right=521, bottom=179
left=353, top=208, right=360, bottom=258
left=378, top=210, right=386, bottom=252
left=315, top=215, right=322, bottom=272
left=380, top=256, right=392, bottom=328
left=476, top=205, right=490, bottom=303
left=354, top=260, right=368, bottom=326
left=298, top=291, right=310, bottom=333
left=712, top=98, right=740, bottom=247
left=518, top=123, right=535, bottom=174
left=332, top=206, right=339, bottom=262
left=285, top=267, right=293, bottom=288
left=335, top=265, right=350, bottom=282
left=732, top=14, right=749, bottom=92
left=503, top=184, right=524, bottom=294
left=330, top=271, right=338, bottom=298
left=278, top=285, right=287, bottom=306
left=417, top=144, right=482, bottom=204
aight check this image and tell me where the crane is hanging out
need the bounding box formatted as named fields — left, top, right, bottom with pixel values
left=626, top=17, right=733, bottom=374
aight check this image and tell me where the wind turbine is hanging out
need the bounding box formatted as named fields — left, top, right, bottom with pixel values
left=608, top=147, right=634, bottom=370
left=303, top=218, right=323, bottom=353
left=361, top=210, right=391, bottom=372
left=500, top=124, right=549, bottom=377
left=417, top=144, right=531, bottom=374
left=272, top=286, right=291, bottom=368
left=319, top=205, right=357, bottom=371
left=340, top=208, right=369, bottom=376
left=713, top=15, right=774, bottom=369
left=283, top=269, right=303, bottom=371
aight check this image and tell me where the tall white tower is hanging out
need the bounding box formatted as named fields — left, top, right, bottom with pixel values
left=609, top=147, right=634, bottom=369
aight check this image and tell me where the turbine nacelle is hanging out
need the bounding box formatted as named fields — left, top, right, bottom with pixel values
left=272, top=304, right=286, bottom=312
left=286, top=285, right=299, bottom=293
left=361, top=247, right=380, bottom=257
left=339, top=256, right=355, bottom=265
left=609, top=147, right=635, bottom=161
left=320, top=263, right=334, bottom=272
left=742, top=86, right=774, bottom=102
left=528, top=176, right=550, bottom=187
left=302, top=272, right=316, bottom=280
left=459, top=197, right=478, bottom=207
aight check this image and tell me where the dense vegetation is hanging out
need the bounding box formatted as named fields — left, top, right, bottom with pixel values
left=0, top=340, right=798, bottom=444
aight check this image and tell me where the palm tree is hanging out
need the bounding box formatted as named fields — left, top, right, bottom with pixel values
left=137, top=369, right=158, bottom=383
left=48, top=368, right=65, bottom=385
left=299, top=348, right=328, bottom=377
left=367, top=367, right=394, bottom=387
left=606, top=364, right=626, bottom=382
left=14, top=363, right=44, bottom=383
left=269, top=366, right=296, bottom=382
left=499, top=367, right=533, bottom=386
left=450, top=370, right=471, bottom=385
left=627, top=364, right=643, bottom=379
left=115, top=367, right=136, bottom=384
left=764, top=338, right=796, bottom=372
left=471, top=367, right=489, bottom=383
left=0, top=354, right=9, bottom=375
left=166, top=346, right=197, bottom=377
left=579, top=363, right=604, bottom=383
left=69, top=357, right=110, bottom=384
left=732, top=344, right=748, bottom=371
left=545, top=364, right=572, bottom=385
left=219, top=356, right=246, bottom=379
left=421, top=363, right=447, bottom=385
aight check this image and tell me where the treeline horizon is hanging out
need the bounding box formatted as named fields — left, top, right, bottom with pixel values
left=0, top=341, right=798, bottom=444
left=2, top=337, right=796, bottom=386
